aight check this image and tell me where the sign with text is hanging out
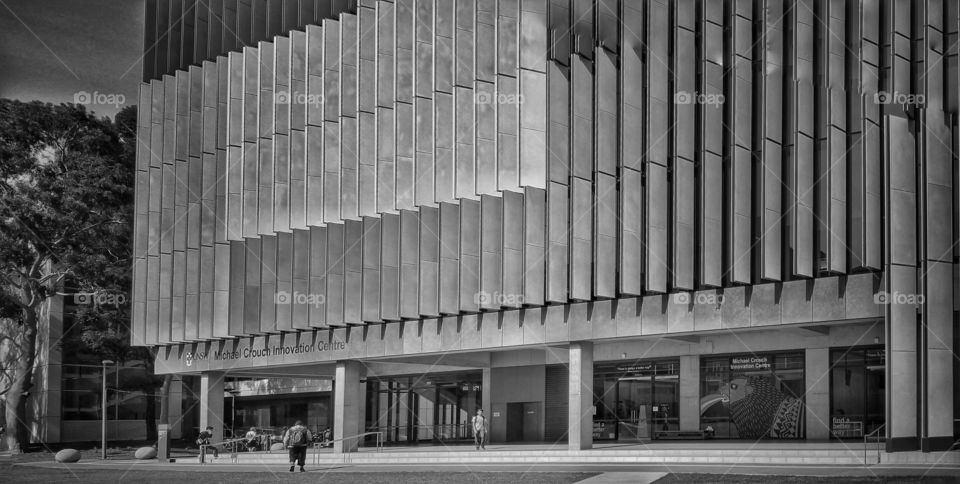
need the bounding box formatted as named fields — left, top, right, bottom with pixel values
left=729, top=355, right=771, bottom=371
left=830, top=417, right=864, bottom=438
left=615, top=362, right=654, bottom=373
left=183, top=341, right=347, bottom=367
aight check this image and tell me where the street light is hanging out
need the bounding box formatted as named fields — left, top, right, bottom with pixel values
left=101, top=359, right=114, bottom=460
left=225, top=387, right=241, bottom=439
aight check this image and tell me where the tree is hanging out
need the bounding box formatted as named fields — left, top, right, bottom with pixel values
left=0, top=100, right=133, bottom=451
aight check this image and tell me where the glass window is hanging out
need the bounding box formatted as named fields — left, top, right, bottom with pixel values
left=231, top=394, right=329, bottom=434
left=700, top=358, right=732, bottom=438
left=62, top=364, right=161, bottom=422
left=830, top=346, right=885, bottom=439
left=699, top=353, right=806, bottom=439
left=62, top=365, right=101, bottom=420
left=592, top=359, right=680, bottom=441
left=366, top=372, right=482, bottom=445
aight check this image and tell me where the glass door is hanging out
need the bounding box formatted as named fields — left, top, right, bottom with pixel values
left=593, top=375, right=619, bottom=440
left=617, top=377, right=652, bottom=440
left=652, top=375, right=680, bottom=433
left=864, top=366, right=885, bottom=435
left=375, top=379, right=412, bottom=443
left=864, top=351, right=885, bottom=437
left=435, top=383, right=459, bottom=441
left=830, top=347, right=885, bottom=440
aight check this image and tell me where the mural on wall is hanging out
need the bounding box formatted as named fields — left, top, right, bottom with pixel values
left=700, top=356, right=805, bottom=439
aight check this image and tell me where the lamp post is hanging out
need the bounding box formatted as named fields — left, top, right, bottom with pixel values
left=225, top=388, right=240, bottom=439
left=101, top=359, right=114, bottom=460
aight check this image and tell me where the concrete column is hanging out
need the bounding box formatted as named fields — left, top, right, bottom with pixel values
left=199, top=371, right=225, bottom=442
left=678, top=355, right=700, bottom=431
left=334, top=360, right=363, bottom=453
left=568, top=341, right=593, bottom=450
left=482, top=367, right=492, bottom=419
left=886, top=265, right=919, bottom=451
left=918, top=15, right=956, bottom=452
left=885, top=115, right=919, bottom=452
left=921, top=262, right=954, bottom=451
left=481, top=353, right=493, bottom=441
left=805, top=347, right=831, bottom=440
left=168, top=376, right=184, bottom=439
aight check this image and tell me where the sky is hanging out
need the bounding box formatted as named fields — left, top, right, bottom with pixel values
left=0, top=0, right=145, bottom=118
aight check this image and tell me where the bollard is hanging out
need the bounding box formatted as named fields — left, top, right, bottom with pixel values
left=157, top=424, right=170, bottom=463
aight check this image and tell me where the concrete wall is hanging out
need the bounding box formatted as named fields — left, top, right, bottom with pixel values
left=489, top=365, right=545, bottom=443
left=154, top=274, right=884, bottom=374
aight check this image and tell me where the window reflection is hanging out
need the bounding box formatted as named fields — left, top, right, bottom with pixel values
left=61, top=364, right=160, bottom=422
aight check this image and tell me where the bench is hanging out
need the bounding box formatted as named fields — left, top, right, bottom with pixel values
left=654, top=430, right=706, bottom=440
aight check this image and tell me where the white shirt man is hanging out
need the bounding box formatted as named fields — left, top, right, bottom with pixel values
left=472, top=409, right=488, bottom=450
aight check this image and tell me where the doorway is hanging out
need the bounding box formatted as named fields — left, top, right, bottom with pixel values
left=616, top=377, right=652, bottom=440
left=365, top=373, right=482, bottom=445
left=506, top=402, right=541, bottom=442
left=593, top=360, right=681, bottom=441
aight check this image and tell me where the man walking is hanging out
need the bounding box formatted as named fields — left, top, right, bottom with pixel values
left=283, top=420, right=312, bottom=472
left=472, top=408, right=488, bottom=450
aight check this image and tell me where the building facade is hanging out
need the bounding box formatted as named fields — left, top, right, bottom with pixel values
left=3, top=294, right=186, bottom=446
left=133, top=0, right=960, bottom=453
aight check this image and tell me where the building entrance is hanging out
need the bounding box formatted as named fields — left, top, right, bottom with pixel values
left=594, top=360, right=680, bottom=441
left=366, top=372, right=482, bottom=445
left=506, top=402, right=541, bottom=441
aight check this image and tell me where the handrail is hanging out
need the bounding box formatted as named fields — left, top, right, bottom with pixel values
left=367, top=423, right=475, bottom=440
left=313, top=431, right=384, bottom=465
left=199, top=437, right=247, bottom=464
left=863, top=424, right=885, bottom=466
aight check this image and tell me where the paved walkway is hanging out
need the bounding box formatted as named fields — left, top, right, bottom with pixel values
left=309, top=441, right=875, bottom=453
left=12, top=441, right=960, bottom=480
left=15, top=460, right=960, bottom=477
left=577, top=472, right=667, bottom=483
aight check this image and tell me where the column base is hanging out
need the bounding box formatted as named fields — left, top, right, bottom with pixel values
left=920, top=436, right=955, bottom=452
left=885, top=436, right=919, bottom=453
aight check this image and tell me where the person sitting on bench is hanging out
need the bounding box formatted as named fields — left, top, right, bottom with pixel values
left=244, top=427, right=259, bottom=451
left=197, top=425, right=219, bottom=459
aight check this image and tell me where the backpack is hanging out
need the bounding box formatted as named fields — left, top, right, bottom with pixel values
left=289, top=427, right=308, bottom=447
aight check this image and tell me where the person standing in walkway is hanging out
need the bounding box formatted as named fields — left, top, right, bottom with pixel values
left=283, top=420, right=312, bottom=472
left=472, top=409, right=488, bottom=450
